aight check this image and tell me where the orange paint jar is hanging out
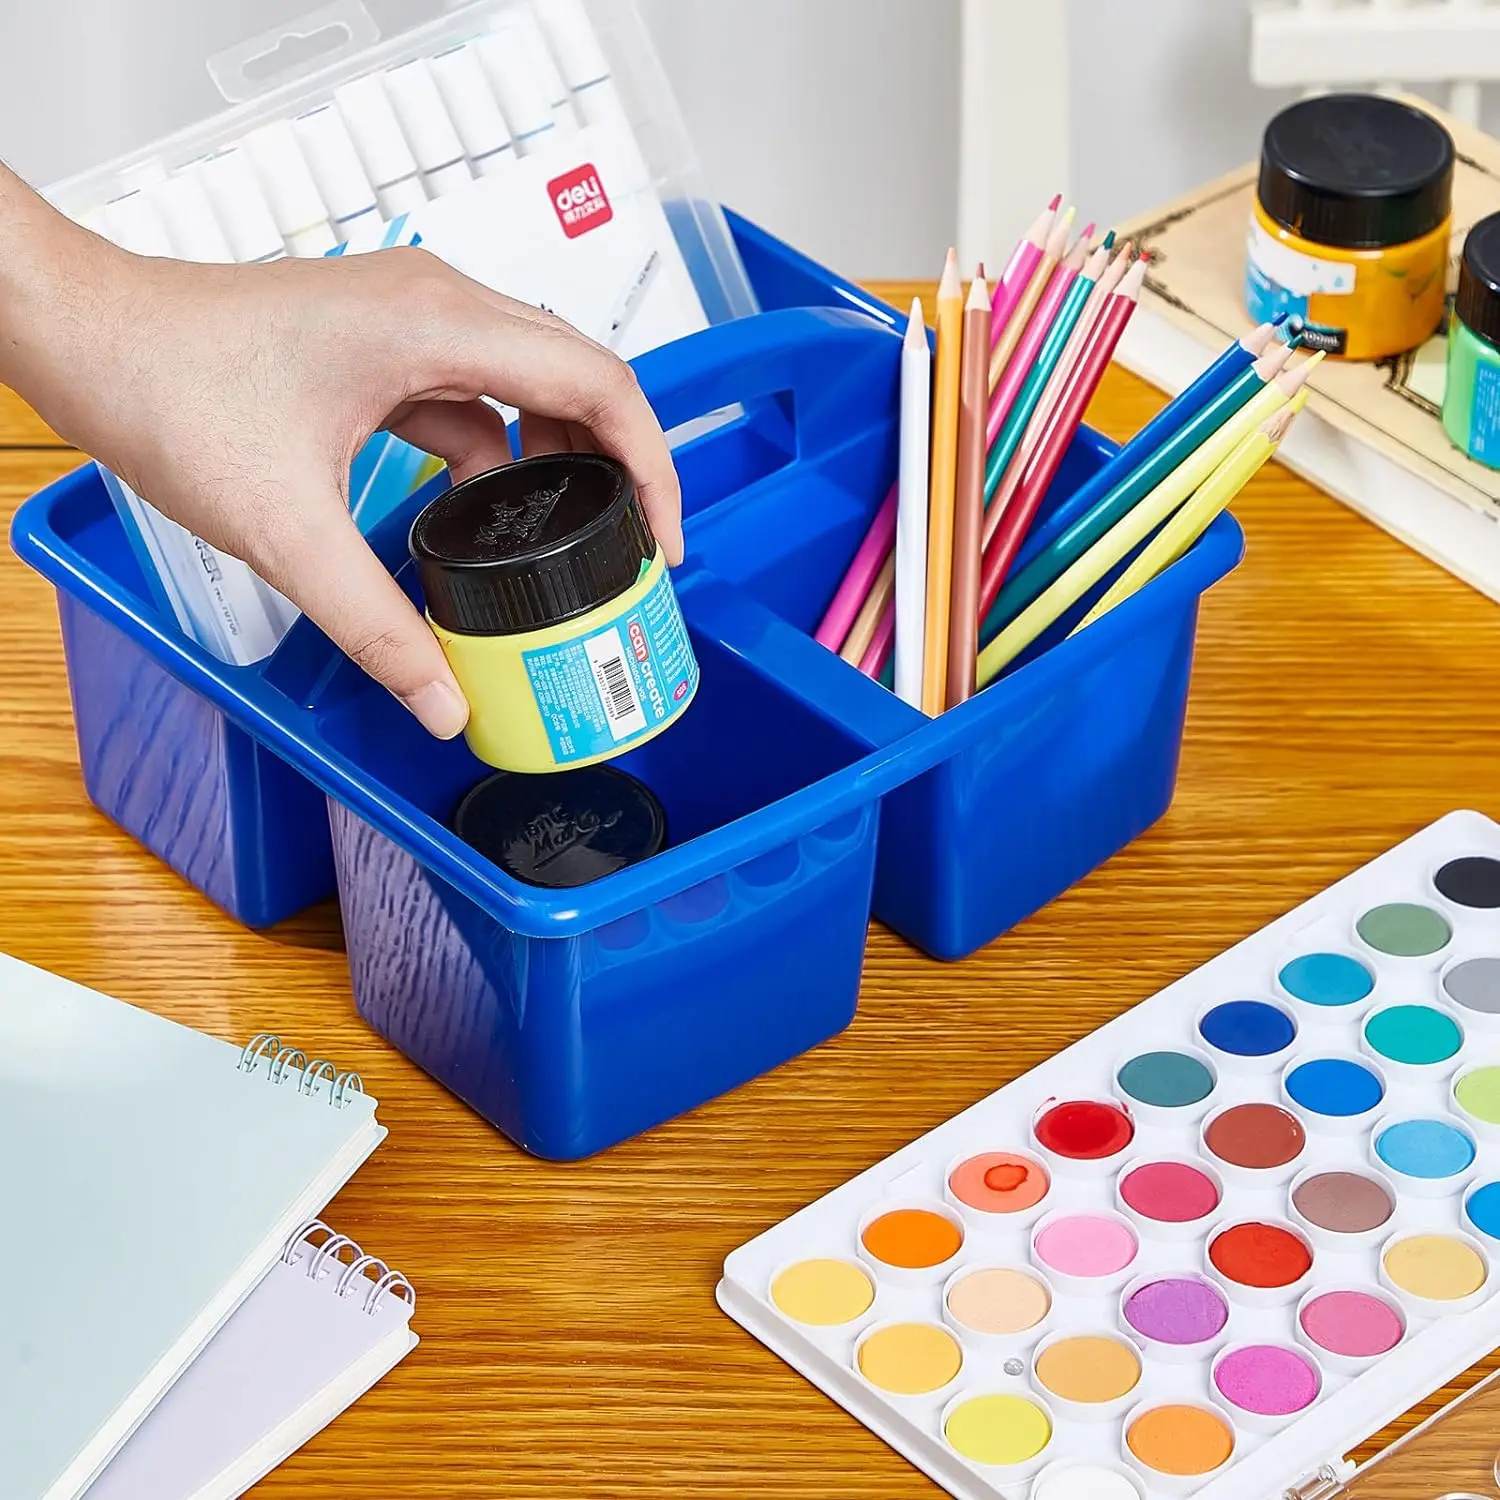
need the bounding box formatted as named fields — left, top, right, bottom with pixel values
left=1246, top=94, right=1453, bottom=361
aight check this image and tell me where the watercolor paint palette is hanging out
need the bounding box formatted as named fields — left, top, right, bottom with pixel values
left=718, top=810, right=1500, bottom=1500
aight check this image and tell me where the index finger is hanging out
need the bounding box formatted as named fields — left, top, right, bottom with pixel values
left=434, top=281, right=684, bottom=564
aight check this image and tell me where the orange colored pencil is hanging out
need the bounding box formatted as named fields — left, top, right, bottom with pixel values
left=946, top=267, right=991, bottom=709
left=989, top=206, right=1074, bottom=391
left=921, top=249, right=964, bottom=716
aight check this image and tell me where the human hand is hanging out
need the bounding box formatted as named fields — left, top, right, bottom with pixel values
left=6, top=202, right=681, bottom=740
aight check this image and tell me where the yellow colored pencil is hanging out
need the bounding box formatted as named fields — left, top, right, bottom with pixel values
left=974, top=352, right=1322, bottom=688
left=922, top=249, right=964, bottom=715
left=1074, top=393, right=1307, bottom=632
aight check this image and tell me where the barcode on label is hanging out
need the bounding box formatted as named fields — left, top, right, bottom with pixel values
left=598, top=655, right=634, bottom=716
left=584, top=628, right=647, bottom=740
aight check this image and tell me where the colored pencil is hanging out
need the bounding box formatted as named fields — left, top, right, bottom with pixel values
left=921, top=249, right=965, bottom=715
left=859, top=605, right=895, bottom=678
left=985, top=224, right=1086, bottom=453
left=1074, top=396, right=1305, bottom=633
left=982, top=236, right=1106, bottom=507
left=989, top=207, right=1074, bottom=391
left=988, top=316, right=1288, bottom=609
left=840, top=551, right=895, bottom=665
left=1014, top=234, right=1129, bottom=481
left=991, top=196, right=1059, bottom=349
left=975, top=359, right=1318, bottom=688
left=976, top=256, right=1145, bottom=622
left=894, top=297, right=932, bottom=707
left=946, top=268, right=992, bottom=708
left=813, top=484, right=897, bottom=650
left=1008, top=251, right=1152, bottom=529
left=979, top=329, right=1295, bottom=644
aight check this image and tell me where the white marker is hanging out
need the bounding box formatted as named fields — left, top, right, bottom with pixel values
left=293, top=105, right=384, bottom=243
left=477, top=25, right=559, bottom=155
left=116, top=157, right=171, bottom=195
left=535, top=0, right=648, bottom=188
left=334, top=73, right=428, bottom=218
left=493, top=7, right=578, bottom=130
left=151, top=172, right=235, bottom=262
left=383, top=57, right=473, bottom=198
left=69, top=205, right=113, bottom=238
left=101, top=191, right=174, bottom=257
left=239, top=119, right=338, bottom=257
left=534, top=0, right=610, bottom=95
left=429, top=41, right=515, bottom=178
left=191, top=148, right=286, bottom=263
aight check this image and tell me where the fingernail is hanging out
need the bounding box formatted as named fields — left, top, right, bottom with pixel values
left=403, top=680, right=470, bottom=739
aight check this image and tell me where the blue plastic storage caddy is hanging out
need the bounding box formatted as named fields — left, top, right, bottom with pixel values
left=12, top=214, right=1242, bottom=1157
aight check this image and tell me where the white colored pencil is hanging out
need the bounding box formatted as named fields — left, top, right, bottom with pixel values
left=895, top=297, right=932, bottom=709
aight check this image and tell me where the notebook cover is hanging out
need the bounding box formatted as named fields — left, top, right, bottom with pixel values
left=0, top=954, right=386, bottom=1500
left=86, top=1223, right=417, bottom=1500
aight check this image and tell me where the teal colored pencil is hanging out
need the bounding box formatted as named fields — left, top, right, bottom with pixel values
left=982, top=269, right=1097, bottom=505
left=977, top=344, right=1293, bottom=645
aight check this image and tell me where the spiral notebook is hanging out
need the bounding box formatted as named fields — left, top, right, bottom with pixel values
left=0, top=953, right=388, bottom=1500
left=87, top=1221, right=418, bottom=1500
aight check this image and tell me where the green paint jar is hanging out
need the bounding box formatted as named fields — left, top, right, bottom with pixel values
left=1444, top=212, right=1500, bottom=467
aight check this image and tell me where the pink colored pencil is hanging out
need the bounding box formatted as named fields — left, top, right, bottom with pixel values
left=976, top=257, right=1147, bottom=621
left=984, top=229, right=1086, bottom=450
left=982, top=239, right=1118, bottom=530
left=990, top=196, right=1059, bottom=350
left=858, top=605, right=895, bottom=678
left=813, top=483, right=898, bottom=650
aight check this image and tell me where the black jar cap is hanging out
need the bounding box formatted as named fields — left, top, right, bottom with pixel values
left=410, top=453, right=656, bottom=636
left=1458, top=213, right=1500, bottom=352
left=1258, top=94, right=1453, bottom=250
left=451, top=766, right=667, bottom=887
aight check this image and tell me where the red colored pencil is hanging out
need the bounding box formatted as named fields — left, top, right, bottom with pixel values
left=974, top=257, right=1146, bottom=626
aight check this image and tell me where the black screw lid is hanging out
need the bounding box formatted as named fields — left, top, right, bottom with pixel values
left=410, top=453, right=656, bottom=636
left=1458, top=213, right=1500, bottom=352
left=1257, top=94, right=1453, bottom=250
left=451, top=766, right=667, bottom=887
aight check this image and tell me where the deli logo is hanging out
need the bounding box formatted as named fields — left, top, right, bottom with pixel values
left=548, top=164, right=613, bottom=238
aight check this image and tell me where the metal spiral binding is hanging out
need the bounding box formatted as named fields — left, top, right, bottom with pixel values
left=235, top=1034, right=364, bottom=1107
left=281, top=1220, right=416, bottom=1316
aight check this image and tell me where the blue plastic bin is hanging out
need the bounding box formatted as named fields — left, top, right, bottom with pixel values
left=12, top=216, right=1243, bottom=1156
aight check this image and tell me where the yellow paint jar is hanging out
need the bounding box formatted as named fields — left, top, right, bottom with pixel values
left=410, top=454, right=699, bottom=772
left=1246, top=94, right=1453, bottom=360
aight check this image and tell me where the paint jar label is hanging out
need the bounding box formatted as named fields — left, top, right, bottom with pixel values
left=1467, top=360, right=1500, bottom=463
left=522, top=566, right=699, bottom=764
left=1245, top=216, right=1351, bottom=356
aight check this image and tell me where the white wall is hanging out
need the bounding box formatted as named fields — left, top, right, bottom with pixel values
left=1064, top=0, right=1298, bottom=232
left=638, top=0, right=959, bottom=280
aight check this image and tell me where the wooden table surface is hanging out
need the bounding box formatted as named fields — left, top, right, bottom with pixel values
left=6, top=280, right=1500, bottom=1498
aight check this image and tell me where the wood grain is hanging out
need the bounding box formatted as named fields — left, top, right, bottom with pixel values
left=5, top=289, right=1500, bottom=1495
left=0, top=384, right=62, bottom=446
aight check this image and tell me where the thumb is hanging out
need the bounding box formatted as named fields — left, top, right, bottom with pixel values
left=257, top=499, right=469, bottom=740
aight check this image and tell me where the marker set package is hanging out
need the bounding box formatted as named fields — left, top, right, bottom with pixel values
left=40, top=0, right=757, bottom=665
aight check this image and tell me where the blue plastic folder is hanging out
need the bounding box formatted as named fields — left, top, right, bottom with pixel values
left=11, top=212, right=1241, bottom=1157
